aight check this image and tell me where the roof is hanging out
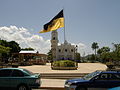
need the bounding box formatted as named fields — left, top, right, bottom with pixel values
left=97, top=70, right=120, bottom=73
left=19, top=50, right=37, bottom=54
left=0, top=68, right=24, bottom=71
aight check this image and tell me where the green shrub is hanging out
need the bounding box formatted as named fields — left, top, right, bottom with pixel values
left=52, top=60, right=76, bottom=67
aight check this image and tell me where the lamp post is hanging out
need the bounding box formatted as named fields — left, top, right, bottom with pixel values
left=75, top=45, right=78, bottom=62
left=0, top=42, right=1, bottom=62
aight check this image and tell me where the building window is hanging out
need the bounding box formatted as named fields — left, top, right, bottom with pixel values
left=53, top=37, right=55, bottom=40
left=65, top=49, right=67, bottom=52
left=59, top=49, right=61, bottom=52
left=71, top=49, right=73, bottom=52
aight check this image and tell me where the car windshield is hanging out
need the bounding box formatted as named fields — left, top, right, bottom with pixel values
left=23, top=69, right=34, bottom=75
left=83, top=71, right=101, bottom=80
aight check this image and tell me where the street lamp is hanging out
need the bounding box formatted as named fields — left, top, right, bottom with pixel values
left=75, top=45, right=78, bottom=61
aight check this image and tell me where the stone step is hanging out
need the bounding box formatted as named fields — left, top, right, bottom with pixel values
left=40, top=73, right=88, bottom=79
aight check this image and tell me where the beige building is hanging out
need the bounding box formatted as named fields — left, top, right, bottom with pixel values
left=51, top=30, right=77, bottom=61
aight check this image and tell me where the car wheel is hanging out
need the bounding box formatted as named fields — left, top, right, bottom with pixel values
left=17, top=84, right=29, bottom=90
left=76, top=86, right=87, bottom=90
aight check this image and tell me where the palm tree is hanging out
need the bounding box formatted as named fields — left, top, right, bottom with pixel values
left=97, top=47, right=110, bottom=54
left=91, top=42, right=99, bottom=60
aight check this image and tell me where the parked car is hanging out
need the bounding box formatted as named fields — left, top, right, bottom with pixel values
left=109, top=86, right=120, bottom=90
left=65, top=70, right=120, bottom=90
left=0, top=68, right=41, bottom=90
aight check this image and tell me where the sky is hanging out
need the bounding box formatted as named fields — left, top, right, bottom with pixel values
left=0, top=0, right=120, bottom=56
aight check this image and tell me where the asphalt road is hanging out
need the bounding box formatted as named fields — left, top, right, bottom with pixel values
left=32, top=89, right=65, bottom=90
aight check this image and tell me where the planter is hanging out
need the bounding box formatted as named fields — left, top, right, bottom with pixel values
left=51, top=60, right=78, bottom=70
left=12, top=65, right=19, bottom=68
left=51, top=66, right=78, bottom=70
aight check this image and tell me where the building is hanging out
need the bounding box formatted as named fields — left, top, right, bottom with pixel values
left=12, top=50, right=47, bottom=65
left=51, top=30, right=78, bottom=61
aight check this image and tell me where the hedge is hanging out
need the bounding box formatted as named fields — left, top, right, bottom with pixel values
left=52, top=60, right=76, bottom=67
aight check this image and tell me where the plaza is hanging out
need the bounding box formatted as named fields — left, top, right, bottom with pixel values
left=20, top=63, right=107, bottom=89
left=20, top=63, right=107, bottom=74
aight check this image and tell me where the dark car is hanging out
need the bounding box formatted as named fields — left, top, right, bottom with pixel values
left=0, top=68, right=41, bottom=90
left=65, top=70, right=120, bottom=90
left=109, top=86, right=120, bottom=90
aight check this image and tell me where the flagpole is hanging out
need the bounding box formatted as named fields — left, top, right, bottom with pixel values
left=63, top=8, right=66, bottom=43
left=63, top=8, right=66, bottom=60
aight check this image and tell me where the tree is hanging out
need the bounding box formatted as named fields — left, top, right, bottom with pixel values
left=0, top=39, right=21, bottom=63
left=75, top=53, right=81, bottom=62
left=91, top=42, right=99, bottom=60
left=0, top=45, right=11, bottom=63
left=97, top=47, right=110, bottom=55
left=86, top=54, right=95, bottom=62
left=0, top=39, right=9, bottom=47
left=0, top=45, right=11, bottom=53
left=8, top=41, right=21, bottom=54
left=112, top=43, right=120, bottom=61
left=97, top=46, right=110, bottom=62
left=97, top=49, right=102, bottom=55
left=21, top=47, right=34, bottom=50
left=102, top=47, right=110, bottom=52
left=112, top=43, right=120, bottom=52
left=47, top=50, right=53, bottom=62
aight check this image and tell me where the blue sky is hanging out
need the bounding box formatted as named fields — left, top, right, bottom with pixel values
left=0, top=0, right=120, bottom=55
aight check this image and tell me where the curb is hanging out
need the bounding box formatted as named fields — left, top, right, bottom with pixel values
left=40, top=87, right=65, bottom=90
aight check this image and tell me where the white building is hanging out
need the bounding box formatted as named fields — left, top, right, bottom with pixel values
left=51, top=30, right=77, bottom=61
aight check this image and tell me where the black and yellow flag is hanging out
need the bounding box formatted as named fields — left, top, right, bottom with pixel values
left=40, top=10, right=64, bottom=33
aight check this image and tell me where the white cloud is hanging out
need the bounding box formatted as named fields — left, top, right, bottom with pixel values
left=0, top=26, right=51, bottom=54
left=71, top=43, right=87, bottom=55
left=0, top=25, right=89, bottom=55
left=77, top=43, right=94, bottom=56
left=77, top=43, right=86, bottom=49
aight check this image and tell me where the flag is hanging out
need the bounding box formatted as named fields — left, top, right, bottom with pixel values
left=40, top=10, right=64, bottom=33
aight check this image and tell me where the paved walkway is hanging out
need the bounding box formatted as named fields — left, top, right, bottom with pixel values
left=19, top=63, right=107, bottom=89
left=41, top=79, right=65, bottom=89
left=19, top=63, right=107, bottom=73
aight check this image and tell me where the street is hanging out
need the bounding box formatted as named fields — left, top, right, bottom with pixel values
left=32, top=89, right=65, bottom=90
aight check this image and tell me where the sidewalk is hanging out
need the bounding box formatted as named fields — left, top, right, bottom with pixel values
left=40, top=79, right=65, bottom=89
